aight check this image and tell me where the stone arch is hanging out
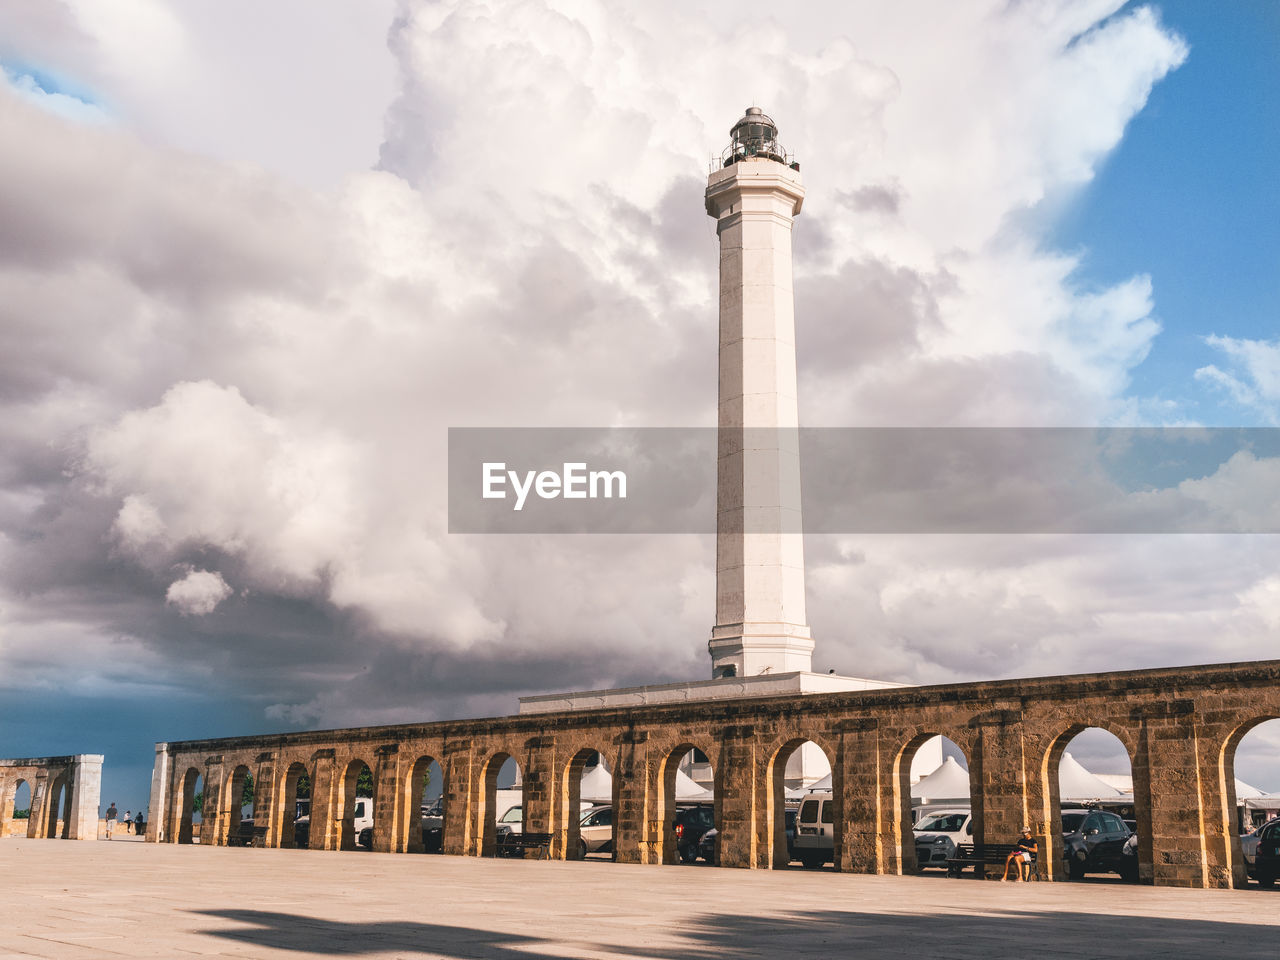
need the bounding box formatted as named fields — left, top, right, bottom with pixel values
left=222, top=764, right=252, bottom=846
left=659, top=740, right=718, bottom=865
left=178, top=767, right=203, bottom=844
left=1041, top=721, right=1141, bottom=882
left=1, top=777, right=30, bottom=838
left=1218, top=713, right=1280, bottom=886
left=44, top=771, right=70, bottom=839
left=276, top=761, right=310, bottom=849
left=892, top=731, right=972, bottom=875
left=403, top=753, right=444, bottom=854
left=764, top=734, right=836, bottom=869
left=338, top=758, right=374, bottom=851
left=559, top=745, right=614, bottom=860
left=478, top=749, right=520, bottom=858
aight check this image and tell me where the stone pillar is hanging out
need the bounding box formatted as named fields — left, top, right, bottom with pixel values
left=1134, top=699, right=1209, bottom=887
left=837, top=720, right=882, bottom=874
left=705, top=141, right=813, bottom=681
left=28, top=770, right=49, bottom=839
left=146, top=743, right=170, bottom=842
left=442, top=740, right=472, bottom=857
left=716, top=725, right=757, bottom=869
left=65, top=755, right=103, bottom=840
left=522, top=737, right=553, bottom=859
left=969, top=712, right=1028, bottom=880
left=252, top=752, right=276, bottom=847
left=372, top=744, right=401, bottom=853
left=613, top=731, right=652, bottom=865
left=307, top=749, right=338, bottom=851
left=201, top=757, right=225, bottom=846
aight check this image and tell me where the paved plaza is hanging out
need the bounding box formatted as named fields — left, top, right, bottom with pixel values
left=1, top=840, right=1277, bottom=959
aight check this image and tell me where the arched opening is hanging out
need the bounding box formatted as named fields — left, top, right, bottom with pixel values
left=3, top=779, right=31, bottom=838
left=339, top=759, right=375, bottom=851
left=278, top=762, right=310, bottom=849
left=661, top=745, right=717, bottom=866
left=179, top=768, right=204, bottom=844
left=480, top=752, right=524, bottom=857
left=771, top=738, right=834, bottom=869
left=1045, top=726, right=1138, bottom=883
left=562, top=748, right=614, bottom=861
left=405, top=756, right=444, bottom=854
left=224, top=764, right=253, bottom=846
left=45, top=773, right=70, bottom=839
left=897, top=735, right=970, bottom=876
left=1222, top=716, right=1280, bottom=887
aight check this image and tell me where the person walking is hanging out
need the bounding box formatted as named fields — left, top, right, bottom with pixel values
left=105, top=803, right=118, bottom=839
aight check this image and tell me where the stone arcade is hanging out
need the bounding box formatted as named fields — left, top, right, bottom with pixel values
left=0, top=754, right=103, bottom=840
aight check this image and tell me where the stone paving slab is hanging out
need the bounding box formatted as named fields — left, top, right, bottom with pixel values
left=1, top=839, right=1277, bottom=959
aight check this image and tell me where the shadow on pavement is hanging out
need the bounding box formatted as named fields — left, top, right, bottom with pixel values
left=195, top=906, right=1280, bottom=959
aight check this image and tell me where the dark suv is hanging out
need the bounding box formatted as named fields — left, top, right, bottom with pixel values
left=673, top=804, right=715, bottom=863
left=1062, top=809, right=1137, bottom=881
left=1252, top=818, right=1280, bottom=886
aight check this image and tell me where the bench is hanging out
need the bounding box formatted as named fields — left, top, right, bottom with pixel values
left=496, top=831, right=553, bottom=859
left=226, top=820, right=258, bottom=848
left=946, top=842, right=1038, bottom=879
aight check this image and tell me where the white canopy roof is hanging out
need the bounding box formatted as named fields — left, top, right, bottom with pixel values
left=579, top=763, right=614, bottom=804
left=1235, top=778, right=1267, bottom=800
left=675, top=768, right=713, bottom=800
left=578, top=762, right=712, bottom=802
left=1059, top=752, right=1125, bottom=801
left=912, top=756, right=971, bottom=802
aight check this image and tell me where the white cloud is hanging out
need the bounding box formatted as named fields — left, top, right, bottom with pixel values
left=164, top=567, right=232, bottom=616
left=7, top=0, right=1262, bottom=739
left=1196, top=335, right=1280, bottom=422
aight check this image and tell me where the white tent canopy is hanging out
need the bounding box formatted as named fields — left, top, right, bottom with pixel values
left=912, top=756, right=970, bottom=803
left=578, top=762, right=711, bottom=802
left=675, top=768, right=713, bottom=800
left=805, top=772, right=832, bottom=792
left=579, top=762, right=614, bottom=804
left=1059, top=752, right=1125, bottom=802
left=1235, top=778, right=1267, bottom=800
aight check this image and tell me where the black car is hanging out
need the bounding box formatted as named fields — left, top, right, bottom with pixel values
left=1062, top=809, right=1137, bottom=881
left=673, top=804, right=715, bottom=863
left=1252, top=818, right=1280, bottom=886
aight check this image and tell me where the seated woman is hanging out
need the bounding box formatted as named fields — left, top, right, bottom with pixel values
left=1002, top=827, right=1037, bottom=881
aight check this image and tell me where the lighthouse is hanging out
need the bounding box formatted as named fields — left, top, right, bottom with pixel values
left=705, top=107, right=813, bottom=679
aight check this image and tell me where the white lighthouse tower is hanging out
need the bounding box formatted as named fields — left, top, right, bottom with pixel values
left=705, top=107, right=813, bottom=679
left=518, top=106, right=939, bottom=787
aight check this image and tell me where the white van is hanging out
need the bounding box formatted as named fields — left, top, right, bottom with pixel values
left=793, top=793, right=834, bottom=868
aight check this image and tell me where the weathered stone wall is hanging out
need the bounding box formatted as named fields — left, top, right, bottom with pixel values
left=148, top=659, right=1280, bottom=888
left=0, top=755, right=103, bottom=841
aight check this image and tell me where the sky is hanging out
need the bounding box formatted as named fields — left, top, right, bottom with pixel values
left=0, top=0, right=1277, bottom=815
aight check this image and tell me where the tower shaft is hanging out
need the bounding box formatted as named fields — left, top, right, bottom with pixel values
left=706, top=157, right=813, bottom=678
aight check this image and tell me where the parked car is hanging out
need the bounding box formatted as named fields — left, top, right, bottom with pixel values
left=697, top=808, right=797, bottom=866
left=673, top=804, right=715, bottom=863
left=578, top=805, right=613, bottom=857
left=1062, top=808, right=1137, bottom=881
left=1251, top=818, right=1280, bottom=886
left=913, top=809, right=972, bottom=870
left=794, top=793, right=834, bottom=868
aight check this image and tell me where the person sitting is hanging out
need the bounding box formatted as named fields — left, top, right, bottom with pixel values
left=1002, top=827, right=1037, bottom=881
